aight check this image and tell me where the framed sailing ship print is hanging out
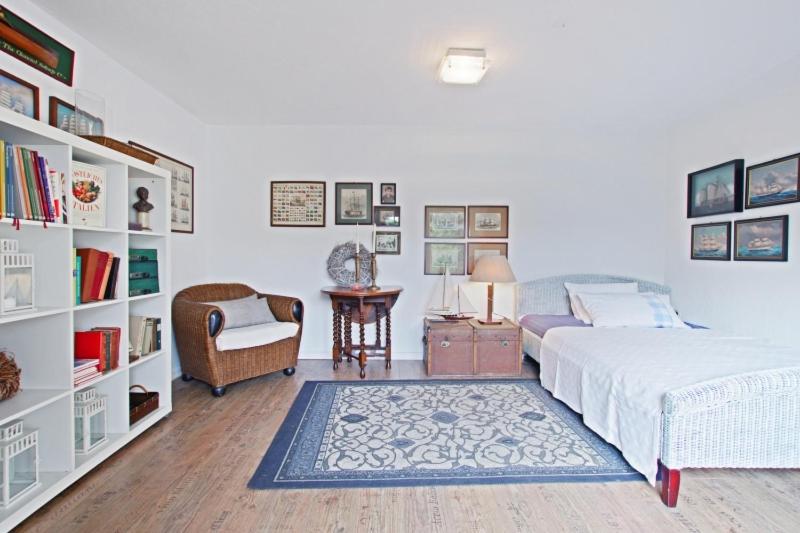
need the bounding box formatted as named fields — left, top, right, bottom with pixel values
left=270, top=181, right=326, bottom=227
left=691, top=222, right=730, bottom=261
left=687, top=160, right=744, bottom=218
left=733, top=215, right=789, bottom=262
left=745, top=153, right=800, bottom=209
left=468, top=206, right=508, bottom=238
left=335, top=182, right=372, bottom=225
left=424, top=206, right=465, bottom=238
left=0, top=69, right=38, bottom=119
left=424, top=242, right=465, bottom=275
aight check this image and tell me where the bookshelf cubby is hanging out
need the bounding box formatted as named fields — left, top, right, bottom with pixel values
left=0, top=107, right=172, bottom=530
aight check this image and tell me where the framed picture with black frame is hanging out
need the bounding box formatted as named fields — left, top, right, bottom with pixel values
left=687, top=159, right=744, bottom=218
left=380, top=182, right=396, bottom=204
left=374, top=206, right=400, bottom=227
left=733, top=215, right=789, bottom=262
left=690, top=221, right=731, bottom=261
left=270, top=181, right=326, bottom=227
left=745, top=153, right=800, bottom=209
left=335, top=182, right=373, bottom=224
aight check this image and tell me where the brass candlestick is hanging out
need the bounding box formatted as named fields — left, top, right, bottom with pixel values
left=368, top=252, right=380, bottom=291
left=351, top=250, right=364, bottom=290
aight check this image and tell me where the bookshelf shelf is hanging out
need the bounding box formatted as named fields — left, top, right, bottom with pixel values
left=0, top=107, right=172, bottom=530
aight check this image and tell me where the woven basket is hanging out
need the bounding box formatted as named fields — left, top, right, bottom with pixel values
left=0, top=351, right=21, bottom=401
left=129, top=384, right=159, bottom=424
left=81, top=136, right=158, bottom=165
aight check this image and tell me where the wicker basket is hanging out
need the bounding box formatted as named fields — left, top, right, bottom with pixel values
left=0, top=351, right=21, bottom=401
left=129, top=385, right=159, bottom=425
left=81, top=136, right=158, bottom=165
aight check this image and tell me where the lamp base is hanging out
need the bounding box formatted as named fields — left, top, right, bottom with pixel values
left=477, top=319, right=502, bottom=325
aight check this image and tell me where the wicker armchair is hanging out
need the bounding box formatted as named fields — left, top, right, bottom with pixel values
left=172, top=283, right=303, bottom=397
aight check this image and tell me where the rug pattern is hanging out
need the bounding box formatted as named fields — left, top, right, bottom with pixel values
left=249, top=380, right=641, bottom=489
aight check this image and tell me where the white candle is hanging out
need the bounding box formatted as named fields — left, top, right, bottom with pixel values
left=355, top=223, right=359, bottom=253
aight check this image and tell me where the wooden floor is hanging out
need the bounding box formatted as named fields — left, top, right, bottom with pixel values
left=18, top=359, right=800, bottom=532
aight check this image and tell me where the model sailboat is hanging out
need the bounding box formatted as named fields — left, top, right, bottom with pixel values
left=426, top=267, right=476, bottom=320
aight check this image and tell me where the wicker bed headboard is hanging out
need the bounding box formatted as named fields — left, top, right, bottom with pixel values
left=515, top=274, right=671, bottom=317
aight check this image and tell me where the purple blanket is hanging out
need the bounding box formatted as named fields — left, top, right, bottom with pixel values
left=519, top=314, right=707, bottom=337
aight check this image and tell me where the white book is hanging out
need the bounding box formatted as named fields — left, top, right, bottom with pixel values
left=71, top=161, right=106, bottom=227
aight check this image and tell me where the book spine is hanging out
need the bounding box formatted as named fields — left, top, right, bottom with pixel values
left=155, top=317, right=162, bottom=350
left=48, top=167, right=60, bottom=219
left=6, top=143, right=15, bottom=219
left=37, top=155, right=54, bottom=221
left=21, top=148, right=41, bottom=220
left=14, top=147, right=30, bottom=219
left=59, top=172, right=68, bottom=224
left=74, top=251, right=80, bottom=306
left=0, top=139, right=4, bottom=218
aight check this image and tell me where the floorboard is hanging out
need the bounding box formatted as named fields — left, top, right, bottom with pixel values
left=17, top=359, right=800, bottom=532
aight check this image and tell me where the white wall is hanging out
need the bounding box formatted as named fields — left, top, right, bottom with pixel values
left=1, top=0, right=207, bottom=375
left=203, top=125, right=667, bottom=359
left=664, top=65, right=800, bottom=349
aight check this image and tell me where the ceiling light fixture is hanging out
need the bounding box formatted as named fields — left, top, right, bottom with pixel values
left=438, top=48, right=489, bottom=85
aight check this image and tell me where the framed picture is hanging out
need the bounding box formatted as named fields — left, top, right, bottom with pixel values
left=375, top=231, right=401, bottom=255
left=270, top=181, right=326, bottom=227
left=745, top=153, right=800, bottom=209
left=0, top=6, right=75, bottom=86
left=129, top=142, right=195, bottom=233
left=468, top=205, right=509, bottom=238
left=734, top=215, right=789, bottom=262
left=374, top=206, right=400, bottom=227
left=691, top=222, right=731, bottom=261
left=424, top=242, right=465, bottom=275
left=49, top=97, right=104, bottom=134
left=0, top=69, right=38, bottom=119
left=687, top=160, right=744, bottom=218
left=467, top=242, right=508, bottom=274
left=380, top=183, right=396, bottom=204
left=335, top=182, right=373, bottom=224
left=424, top=206, right=465, bottom=239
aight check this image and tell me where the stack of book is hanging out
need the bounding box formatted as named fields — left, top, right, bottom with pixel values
left=75, top=248, right=121, bottom=304
left=0, top=138, right=66, bottom=223
left=129, top=248, right=159, bottom=297
left=74, top=327, right=121, bottom=377
left=129, top=315, right=162, bottom=361
left=73, top=359, right=101, bottom=387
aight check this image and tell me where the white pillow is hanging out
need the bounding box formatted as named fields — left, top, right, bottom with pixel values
left=205, top=294, right=277, bottom=329
left=576, top=292, right=688, bottom=329
left=564, top=282, right=638, bottom=324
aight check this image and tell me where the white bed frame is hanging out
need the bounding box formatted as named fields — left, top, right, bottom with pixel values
left=516, top=274, right=800, bottom=507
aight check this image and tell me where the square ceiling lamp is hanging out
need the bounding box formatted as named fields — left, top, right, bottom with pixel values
left=438, top=48, right=489, bottom=85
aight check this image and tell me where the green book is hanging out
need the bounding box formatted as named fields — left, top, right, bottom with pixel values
left=129, top=261, right=158, bottom=280
left=129, top=248, right=158, bottom=262
left=129, top=277, right=160, bottom=296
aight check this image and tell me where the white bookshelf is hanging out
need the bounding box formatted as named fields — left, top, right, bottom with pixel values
left=0, top=107, right=172, bottom=530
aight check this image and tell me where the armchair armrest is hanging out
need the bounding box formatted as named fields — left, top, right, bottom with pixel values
left=258, top=293, right=303, bottom=324
left=173, top=298, right=226, bottom=339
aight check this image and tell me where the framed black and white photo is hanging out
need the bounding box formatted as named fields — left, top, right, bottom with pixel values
left=375, top=231, right=401, bottom=254
left=380, top=182, right=396, bottom=204
left=691, top=222, right=731, bottom=261
left=468, top=205, right=509, bottom=238
left=424, top=242, right=465, bottom=275
left=335, top=182, right=373, bottom=224
left=374, top=206, right=400, bottom=227
left=746, top=153, right=800, bottom=209
left=687, top=160, right=744, bottom=218
left=424, top=206, right=465, bottom=239
left=270, top=181, right=326, bottom=227
left=734, top=215, right=789, bottom=262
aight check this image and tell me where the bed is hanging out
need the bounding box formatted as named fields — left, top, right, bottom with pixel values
left=516, top=274, right=800, bottom=507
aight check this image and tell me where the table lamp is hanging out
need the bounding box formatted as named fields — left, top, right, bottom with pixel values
left=469, top=255, right=516, bottom=324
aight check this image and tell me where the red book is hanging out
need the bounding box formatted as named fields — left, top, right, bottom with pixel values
left=97, top=253, right=115, bottom=300
left=91, top=326, right=120, bottom=369
left=74, top=331, right=107, bottom=372
left=90, top=252, right=110, bottom=301
left=76, top=249, right=101, bottom=304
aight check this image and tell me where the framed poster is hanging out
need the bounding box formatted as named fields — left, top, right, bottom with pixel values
left=734, top=215, right=789, bottom=262
left=0, top=6, right=75, bottom=85
left=467, top=242, right=508, bottom=274
left=424, top=206, right=465, bottom=238
left=270, top=181, right=326, bottom=227
left=335, top=182, right=372, bottom=224
left=0, top=69, right=38, bottom=119
left=424, top=242, right=465, bottom=275
left=375, top=231, right=401, bottom=255
left=129, top=141, right=194, bottom=233
left=49, top=96, right=103, bottom=134
left=687, top=160, right=744, bottom=218
left=373, top=206, right=400, bottom=227
left=468, top=205, right=509, bottom=238
left=690, top=222, right=731, bottom=261
left=745, top=153, right=800, bottom=209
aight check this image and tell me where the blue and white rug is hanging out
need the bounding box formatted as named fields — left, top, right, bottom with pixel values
left=249, top=379, right=641, bottom=489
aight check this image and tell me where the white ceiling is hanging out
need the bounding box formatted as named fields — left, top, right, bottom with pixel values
left=31, top=0, right=800, bottom=128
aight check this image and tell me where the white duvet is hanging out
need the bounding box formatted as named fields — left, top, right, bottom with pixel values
left=539, top=327, right=800, bottom=484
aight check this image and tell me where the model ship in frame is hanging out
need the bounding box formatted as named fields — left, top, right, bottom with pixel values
left=427, top=266, right=476, bottom=320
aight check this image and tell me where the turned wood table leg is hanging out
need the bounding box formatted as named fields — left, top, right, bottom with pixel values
left=344, top=309, right=353, bottom=363
left=358, top=299, right=367, bottom=378
left=375, top=307, right=382, bottom=349
left=385, top=298, right=392, bottom=370
left=331, top=302, right=341, bottom=370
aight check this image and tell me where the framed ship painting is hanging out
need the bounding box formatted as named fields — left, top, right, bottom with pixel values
left=424, top=242, right=465, bottom=275
left=734, top=215, right=788, bottom=262
left=691, top=222, right=730, bottom=261
left=687, top=160, right=744, bottom=218
left=129, top=142, right=194, bottom=233
left=425, top=206, right=465, bottom=239
left=335, top=182, right=372, bottom=225
left=467, top=242, right=508, bottom=274
left=0, top=69, right=38, bottom=119
left=468, top=205, right=509, bottom=238
left=270, top=181, right=326, bottom=227
left=50, top=97, right=103, bottom=135
left=745, top=153, right=800, bottom=209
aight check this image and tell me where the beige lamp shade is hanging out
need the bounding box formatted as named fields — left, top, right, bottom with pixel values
left=470, top=255, right=516, bottom=283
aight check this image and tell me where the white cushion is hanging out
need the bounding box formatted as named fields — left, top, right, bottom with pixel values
left=563, top=282, right=638, bottom=324
left=205, top=294, right=277, bottom=330
left=215, top=322, right=299, bottom=351
left=576, top=292, right=688, bottom=329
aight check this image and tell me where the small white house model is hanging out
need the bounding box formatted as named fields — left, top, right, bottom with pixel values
left=0, top=420, right=39, bottom=507
left=74, top=388, right=108, bottom=455
left=0, top=239, right=35, bottom=315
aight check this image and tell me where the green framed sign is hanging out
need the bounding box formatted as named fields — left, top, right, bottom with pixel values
left=0, top=5, right=75, bottom=86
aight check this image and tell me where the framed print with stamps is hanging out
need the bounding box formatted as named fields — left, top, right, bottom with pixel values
left=270, top=181, right=326, bottom=227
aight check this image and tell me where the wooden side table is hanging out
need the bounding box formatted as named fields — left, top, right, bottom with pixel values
left=423, top=318, right=521, bottom=376
left=321, top=286, right=403, bottom=379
